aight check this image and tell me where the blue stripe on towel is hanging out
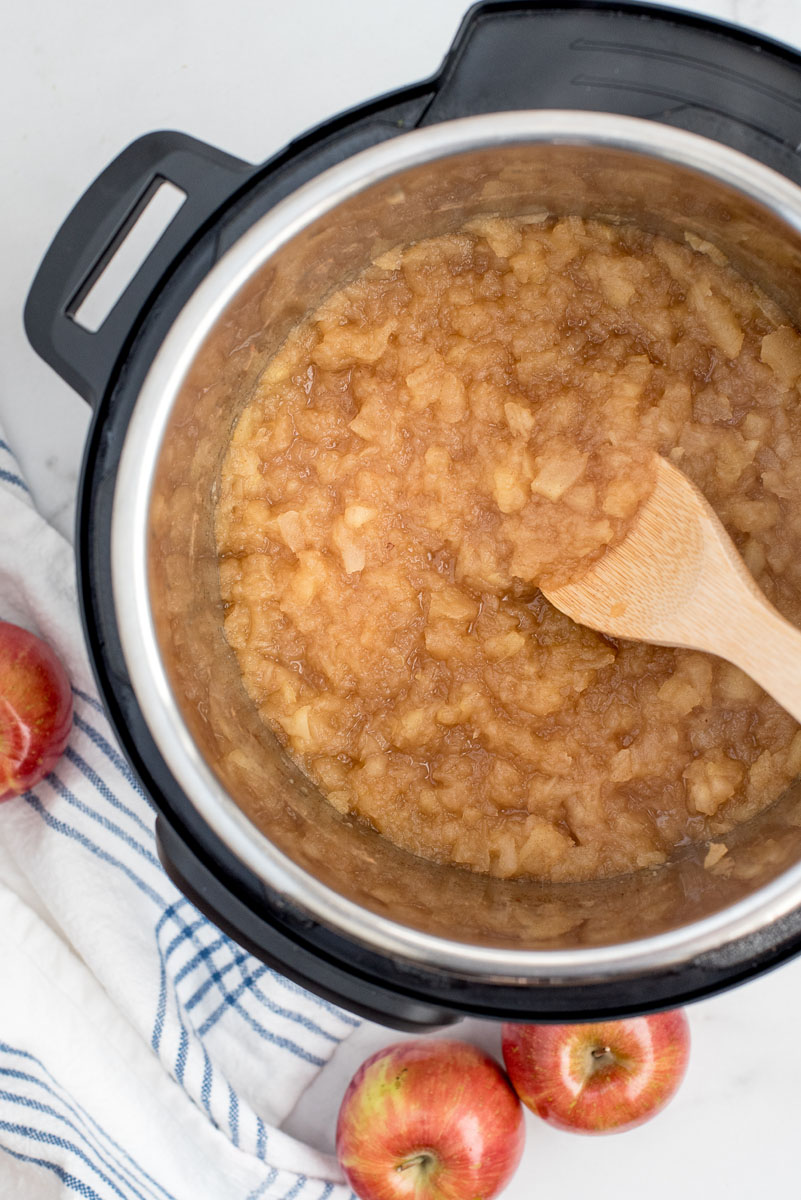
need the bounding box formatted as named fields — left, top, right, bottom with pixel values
left=151, top=902, right=191, bottom=1052
left=0, top=1142, right=105, bottom=1200
left=0, top=467, right=29, bottom=494
left=247, top=1166, right=279, bottom=1200
left=153, top=908, right=330, bottom=1065
left=71, top=686, right=106, bottom=716
left=10, top=659, right=359, bottom=1188
left=64, top=746, right=154, bottom=839
left=184, top=952, right=250, bottom=1013
left=27, top=783, right=352, bottom=1058
left=23, top=791, right=332, bottom=1158
left=197, top=965, right=326, bottom=1066
left=23, top=794, right=164, bottom=907
left=173, top=934, right=227, bottom=986
left=71, top=711, right=147, bottom=799
left=151, top=913, right=329, bottom=1142
left=195, top=965, right=326, bottom=1065
left=228, top=1084, right=239, bottom=1147
left=164, top=919, right=207, bottom=961
left=196, top=966, right=267, bottom=1037
left=0, top=1118, right=140, bottom=1200
left=150, top=929, right=197, bottom=1126
left=46, top=773, right=161, bottom=871
left=174, top=1030, right=189, bottom=1087
left=152, top=912, right=217, bottom=1078
left=0, top=1044, right=175, bottom=1200
left=0, top=1090, right=154, bottom=1200
left=200, top=1056, right=213, bottom=1117
left=69, top=691, right=359, bottom=1037
left=23, top=767, right=350, bottom=1164
left=233, top=963, right=342, bottom=1044
left=266, top=972, right=360, bottom=1028
left=282, top=1172, right=307, bottom=1200
left=256, top=1116, right=267, bottom=1160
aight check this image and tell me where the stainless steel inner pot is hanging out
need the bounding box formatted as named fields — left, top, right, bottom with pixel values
left=111, top=111, right=801, bottom=984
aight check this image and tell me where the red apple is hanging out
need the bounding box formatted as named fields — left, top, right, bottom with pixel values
left=502, top=1011, right=690, bottom=1135
left=336, top=1039, right=524, bottom=1200
left=0, top=620, right=73, bottom=799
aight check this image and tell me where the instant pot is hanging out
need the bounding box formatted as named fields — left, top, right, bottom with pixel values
left=24, top=1, right=801, bottom=1028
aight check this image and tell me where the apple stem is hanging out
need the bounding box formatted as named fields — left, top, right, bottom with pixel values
left=397, top=1153, right=435, bottom=1175
left=589, top=1045, right=617, bottom=1073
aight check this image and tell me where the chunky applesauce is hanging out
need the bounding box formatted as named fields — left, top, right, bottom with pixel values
left=215, top=215, right=801, bottom=882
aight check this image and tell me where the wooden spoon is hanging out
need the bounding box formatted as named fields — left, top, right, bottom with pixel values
left=542, top=454, right=801, bottom=724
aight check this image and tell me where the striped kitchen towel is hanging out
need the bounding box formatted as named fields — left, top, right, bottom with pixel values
left=0, top=428, right=361, bottom=1200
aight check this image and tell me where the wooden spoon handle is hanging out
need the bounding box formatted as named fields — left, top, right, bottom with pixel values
left=663, top=466, right=801, bottom=726
left=709, top=595, right=801, bottom=726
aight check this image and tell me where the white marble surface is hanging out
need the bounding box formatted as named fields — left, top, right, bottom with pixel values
left=5, top=0, right=801, bottom=1196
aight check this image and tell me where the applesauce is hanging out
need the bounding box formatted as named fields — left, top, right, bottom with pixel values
left=215, top=214, right=801, bottom=882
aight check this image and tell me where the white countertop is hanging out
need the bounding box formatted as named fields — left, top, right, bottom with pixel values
left=5, top=1, right=801, bottom=1197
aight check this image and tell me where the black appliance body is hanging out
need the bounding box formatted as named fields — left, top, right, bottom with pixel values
left=24, top=2, right=801, bottom=1029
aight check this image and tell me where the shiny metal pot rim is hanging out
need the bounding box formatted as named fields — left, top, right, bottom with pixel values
left=112, top=110, right=801, bottom=982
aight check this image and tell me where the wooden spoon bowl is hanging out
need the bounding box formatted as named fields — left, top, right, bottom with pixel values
left=542, top=455, right=801, bottom=725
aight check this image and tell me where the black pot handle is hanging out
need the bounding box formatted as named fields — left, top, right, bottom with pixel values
left=421, top=0, right=758, bottom=126
left=421, top=0, right=582, bottom=123
left=24, top=131, right=253, bottom=410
